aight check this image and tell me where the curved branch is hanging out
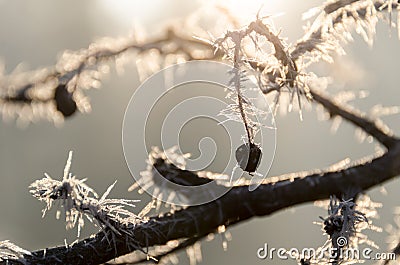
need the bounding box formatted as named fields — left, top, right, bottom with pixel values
left=0, top=28, right=216, bottom=120
left=310, top=89, right=399, bottom=149
left=291, top=0, right=388, bottom=61
left=1, top=1, right=399, bottom=264
left=2, top=140, right=399, bottom=265
left=118, top=234, right=206, bottom=265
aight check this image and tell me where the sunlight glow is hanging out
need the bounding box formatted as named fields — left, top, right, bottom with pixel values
left=213, top=0, right=281, bottom=24
left=99, top=0, right=280, bottom=26
left=223, top=0, right=276, bottom=16
left=99, top=0, right=155, bottom=25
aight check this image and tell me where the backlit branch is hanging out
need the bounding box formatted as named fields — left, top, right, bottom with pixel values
left=1, top=139, right=400, bottom=265
left=1, top=1, right=400, bottom=264
left=310, top=89, right=399, bottom=149
left=0, top=28, right=216, bottom=122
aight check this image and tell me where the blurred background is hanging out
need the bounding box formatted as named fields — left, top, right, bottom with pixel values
left=0, top=0, right=399, bottom=264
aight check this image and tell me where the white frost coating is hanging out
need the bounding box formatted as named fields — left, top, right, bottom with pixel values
left=0, top=240, right=31, bottom=263
left=29, top=151, right=142, bottom=242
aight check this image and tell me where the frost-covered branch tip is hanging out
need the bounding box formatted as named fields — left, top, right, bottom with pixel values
left=292, top=0, right=400, bottom=63
left=301, top=194, right=382, bottom=265
left=1, top=141, right=400, bottom=265
left=29, top=151, right=142, bottom=242
left=0, top=240, right=31, bottom=264
left=1, top=0, right=398, bottom=125
left=210, top=16, right=313, bottom=119
left=0, top=27, right=215, bottom=125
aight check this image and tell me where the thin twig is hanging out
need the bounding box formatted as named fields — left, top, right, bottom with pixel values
left=310, top=89, right=399, bottom=149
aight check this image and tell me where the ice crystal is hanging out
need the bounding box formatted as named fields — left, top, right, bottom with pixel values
left=210, top=16, right=313, bottom=120
left=309, top=194, right=381, bottom=265
left=29, top=151, right=142, bottom=240
left=0, top=240, right=30, bottom=264
left=129, top=146, right=229, bottom=208
left=384, top=207, right=400, bottom=264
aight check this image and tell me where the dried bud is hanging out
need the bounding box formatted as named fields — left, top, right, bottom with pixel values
left=54, top=84, right=77, bottom=117
left=235, top=142, right=262, bottom=174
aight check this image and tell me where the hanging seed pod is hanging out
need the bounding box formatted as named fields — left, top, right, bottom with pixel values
left=323, top=215, right=343, bottom=237
left=54, top=84, right=77, bottom=117
left=235, top=142, right=262, bottom=174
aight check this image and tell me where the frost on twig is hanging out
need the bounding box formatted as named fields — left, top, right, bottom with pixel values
left=0, top=24, right=216, bottom=125
left=310, top=88, right=399, bottom=149
left=29, top=151, right=143, bottom=251
left=0, top=240, right=30, bottom=264
left=1, top=140, right=399, bottom=264
left=129, top=146, right=230, bottom=208
left=304, top=194, right=382, bottom=265
left=209, top=15, right=313, bottom=120
left=1, top=1, right=398, bottom=126
left=384, top=207, right=400, bottom=264
left=292, top=0, right=398, bottom=64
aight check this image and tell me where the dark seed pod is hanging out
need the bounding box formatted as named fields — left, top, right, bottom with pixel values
left=300, top=258, right=311, bottom=265
left=235, top=142, right=262, bottom=173
left=323, top=216, right=343, bottom=237
left=54, top=84, right=77, bottom=117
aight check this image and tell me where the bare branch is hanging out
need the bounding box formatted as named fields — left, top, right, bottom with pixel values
left=0, top=28, right=217, bottom=122
left=2, top=139, right=399, bottom=265
left=116, top=235, right=207, bottom=265
left=310, top=89, right=399, bottom=149
left=1, top=1, right=399, bottom=264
